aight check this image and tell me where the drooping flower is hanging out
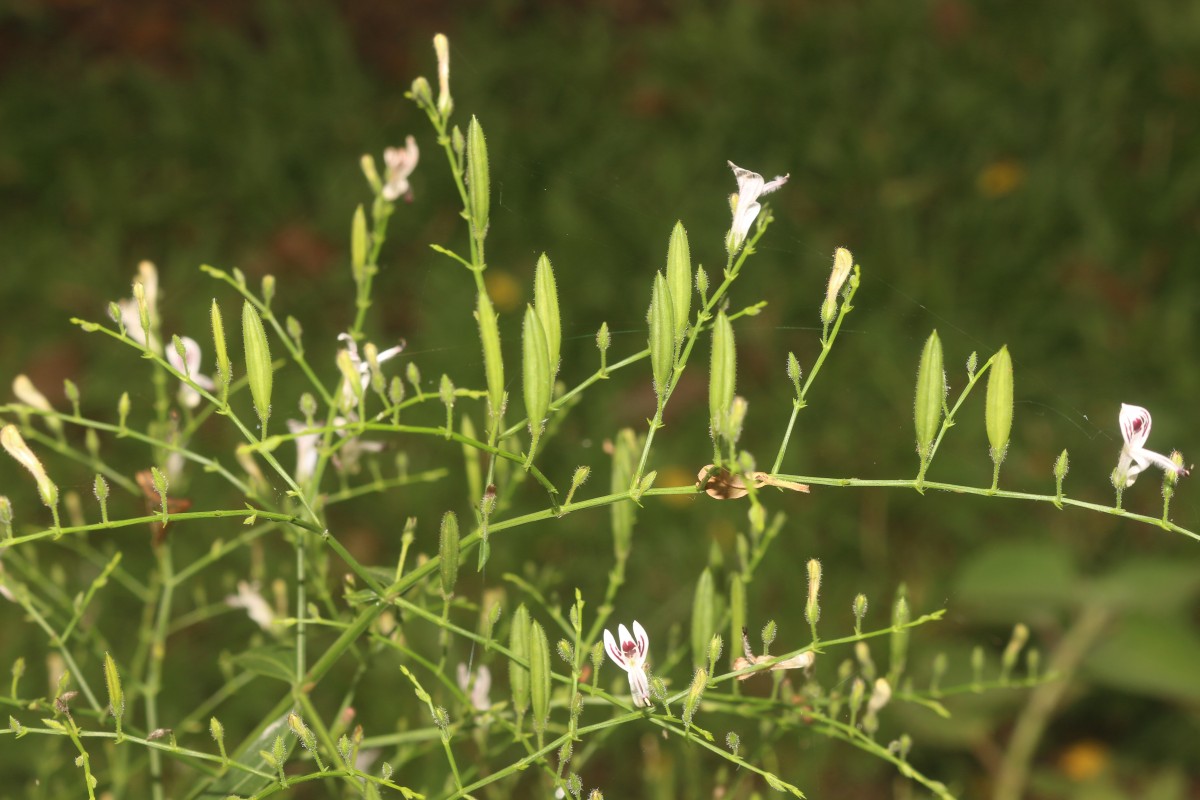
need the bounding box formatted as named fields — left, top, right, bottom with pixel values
left=602, top=620, right=651, bottom=708
left=287, top=419, right=321, bottom=484
left=731, top=626, right=814, bottom=680
left=382, top=136, right=420, bottom=202
left=225, top=580, right=277, bottom=632
left=726, top=161, right=789, bottom=254
left=1114, top=403, right=1188, bottom=488
left=456, top=663, right=492, bottom=712
left=165, top=336, right=216, bottom=408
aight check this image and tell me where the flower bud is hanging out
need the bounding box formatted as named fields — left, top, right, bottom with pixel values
left=12, top=376, right=60, bottom=434
left=408, top=76, right=433, bottom=112
left=1, top=425, right=57, bottom=510
left=821, top=247, right=853, bottom=325
left=805, top=559, right=822, bottom=628
left=852, top=593, right=869, bottom=634
left=433, top=33, right=452, bottom=117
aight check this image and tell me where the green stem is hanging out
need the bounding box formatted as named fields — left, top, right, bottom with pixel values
left=993, top=607, right=1111, bottom=800
left=769, top=274, right=860, bottom=474
left=769, top=473, right=1198, bottom=541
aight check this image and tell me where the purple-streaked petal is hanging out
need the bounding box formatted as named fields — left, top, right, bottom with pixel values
left=603, top=628, right=628, bottom=670
left=1120, top=404, right=1151, bottom=450
left=617, top=623, right=633, bottom=649
left=628, top=666, right=651, bottom=708
left=632, top=620, right=649, bottom=658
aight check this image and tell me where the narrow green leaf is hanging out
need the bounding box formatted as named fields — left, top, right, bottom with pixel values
left=466, top=116, right=490, bottom=241
left=521, top=305, right=551, bottom=443
left=647, top=274, right=675, bottom=403
left=665, top=222, right=692, bottom=342
left=985, top=345, right=1014, bottom=464
left=691, top=568, right=716, bottom=670
left=913, top=329, right=945, bottom=463
left=476, top=291, right=505, bottom=429
left=241, top=301, right=273, bottom=432
left=529, top=620, right=552, bottom=738
left=533, top=253, right=561, bottom=379
left=709, top=311, right=736, bottom=443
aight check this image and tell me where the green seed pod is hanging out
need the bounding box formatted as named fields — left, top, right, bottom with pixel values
left=476, top=291, right=505, bottom=429
left=104, top=652, right=124, bottom=726
left=509, top=604, right=532, bottom=721
left=336, top=349, right=362, bottom=412
left=522, top=305, right=551, bottom=441
left=985, top=345, right=1014, bottom=466
left=439, top=511, right=460, bottom=597
left=533, top=253, right=561, bottom=379
left=647, top=273, right=675, bottom=403
left=529, top=620, right=552, bottom=739
left=709, top=311, right=736, bottom=443
left=665, top=222, right=692, bottom=342
left=241, top=301, right=273, bottom=432
left=610, top=428, right=637, bottom=561
left=691, top=568, right=716, bottom=670
left=683, top=667, right=707, bottom=729
left=351, top=205, right=368, bottom=286
left=211, top=300, right=231, bottom=398
left=913, top=329, right=945, bottom=464
left=889, top=589, right=910, bottom=685
left=466, top=116, right=490, bottom=241
left=729, top=573, right=746, bottom=668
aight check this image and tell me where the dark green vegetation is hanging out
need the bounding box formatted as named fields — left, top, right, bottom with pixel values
left=2, top=1, right=1198, bottom=797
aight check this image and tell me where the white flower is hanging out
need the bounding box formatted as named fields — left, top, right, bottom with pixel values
left=1115, top=403, right=1188, bottom=488
left=726, top=161, right=789, bottom=254
left=456, top=663, right=492, bottom=712
left=287, top=420, right=321, bottom=484
left=382, top=136, right=420, bottom=202
left=225, top=580, right=277, bottom=632
left=337, top=333, right=405, bottom=410
left=165, top=336, right=216, bottom=408
left=866, top=677, right=892, bottom=714
left=731, top=626, right=814, bottom=680
left=603, top=620, right=652, bottom=708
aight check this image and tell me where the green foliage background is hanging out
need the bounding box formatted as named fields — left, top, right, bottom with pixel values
left=1, top=1, right=1198, bottom=796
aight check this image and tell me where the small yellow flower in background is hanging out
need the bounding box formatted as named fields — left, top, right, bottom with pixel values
left=484, top=269, right=523, bottom=313
left=1058, top=739, right=1109, bottom=781
left=976, top=159, right=1025, bottom=197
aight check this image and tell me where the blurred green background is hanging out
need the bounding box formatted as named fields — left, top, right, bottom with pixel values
left=2, top=0, right=1199, bottom=797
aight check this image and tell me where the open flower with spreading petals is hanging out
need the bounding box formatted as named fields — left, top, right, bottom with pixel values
left=603, top=620, right=652, bottom=708
left=726, top=161, right=789, bottom=254
left=166, top=336, right=216, bottom=408
left=1114, top=403, right=1188, bottom=488
left=382, top=136, right=420, bottom=202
